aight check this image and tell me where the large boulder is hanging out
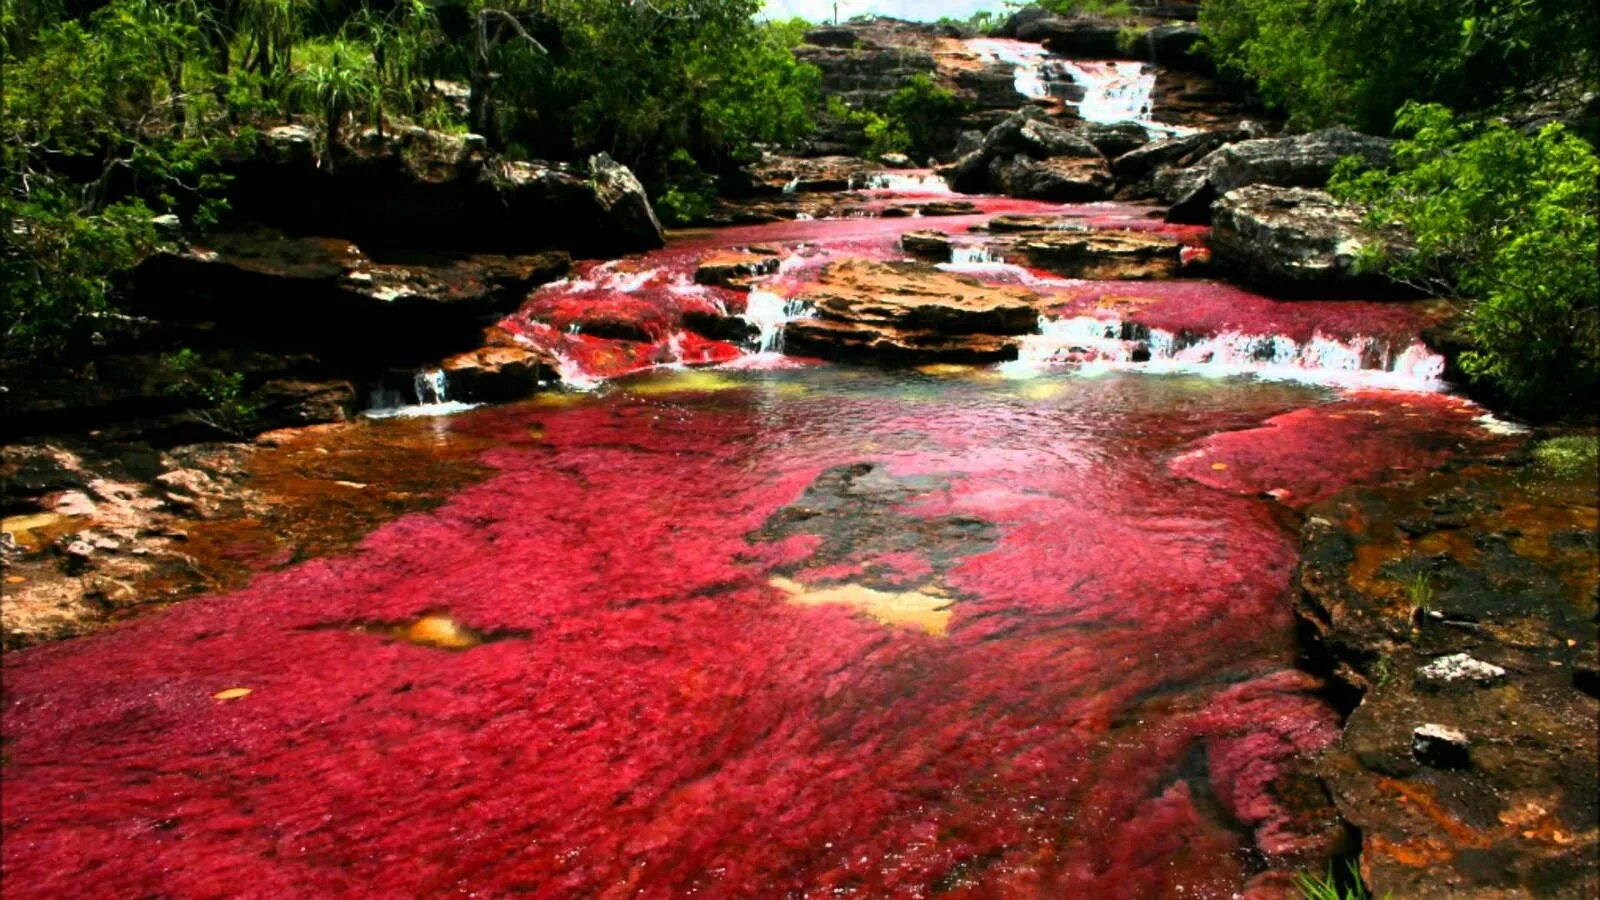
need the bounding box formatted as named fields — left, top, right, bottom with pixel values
left=228, top=128, right=664, bottom=255
left=991, top=155, right=1114, bottom=201
left=938, top=109, right=1107, bottom=197
left=130, top=227, right=570, bottom=366
left=1163, top=127, right=1394, bottom=223
left=1111, top=123, right=1262, bottom=185
left=1209, top=185, right=1399, bottom=294
left=588, top=153, right=665, bottom=251
left=783, top=259, right=1042, bottom=363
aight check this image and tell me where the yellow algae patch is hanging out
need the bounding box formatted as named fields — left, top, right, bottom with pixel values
left=625, top=370, right=742, bottom=396
left=212, top=688, right=252, bottom=701
left=531, top=391, right=595, bottom=408
left=398, top=614, right=482, bottom=650
left=770, top=576, right=953, bottom=637
left=917, top=363, right=977, bottom=377
left=1020, top=381, right=1065, bottom=401
left=2, top=513, right=87, bottom=551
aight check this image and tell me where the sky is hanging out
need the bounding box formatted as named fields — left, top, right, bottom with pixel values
left=760, top=0, right=1009, bottom=23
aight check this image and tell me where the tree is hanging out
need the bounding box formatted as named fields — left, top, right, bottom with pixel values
left=1331, top=103, right=1600, bottom=417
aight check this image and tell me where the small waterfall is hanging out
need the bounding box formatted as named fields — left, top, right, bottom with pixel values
left=1059, top=61, right=1156, bottom=125
left=742, top=289, right=814, bottom=354
left=949, top=244, right=1002, bottom=266
left=1003, top=316, right=1448, bottom=390
left=414, top=368, right=449, bottom=404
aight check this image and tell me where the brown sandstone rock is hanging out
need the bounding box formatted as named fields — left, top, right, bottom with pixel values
left=783, top=259, right=1041, bottom=363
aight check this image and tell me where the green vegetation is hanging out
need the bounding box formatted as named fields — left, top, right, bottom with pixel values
left=1330, top=104, right=1599, bottom=417
left=1533, top=435, right=1599, bottom=480
left=2, top=0, right=824, bottom=355
left=1036, top=0, right=1135, bottom=18
left=829, top=75, right=969, bottom=162
left=160, top=347, right=260, bottom=435
left=1296, top=859, right=1383, bottom=900
left=1199, top=0, right=1599, bottom=135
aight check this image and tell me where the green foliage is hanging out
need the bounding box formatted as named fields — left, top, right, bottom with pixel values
left=1331, top=104, right=1600, bottom=417
left=1296, top=860, right=1383, bottom=900
left=886, top=75, right=969, bottom=156
left=1199, top=0, right=1599, bottom=133
left=654, top=149, right=716, bottom=227
left=827, top=75, right=968, bottom=161
left=1036, top=0, right=1135, bottom=18
left=160, top=348, right=259, bottom=435
left=2, top=0, right=240, bottom=359
left=1533, top=435, right=1599, bottom=479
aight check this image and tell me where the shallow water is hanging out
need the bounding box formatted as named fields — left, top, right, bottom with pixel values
left=2, top=363, right=1509, bottom=897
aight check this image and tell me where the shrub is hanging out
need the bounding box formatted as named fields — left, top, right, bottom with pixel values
left=1199, top=0, right=1599, bottom=134
left=1330, top=103, right=1599, bottom=419
left=1533, top=435, right=1599, bottom=479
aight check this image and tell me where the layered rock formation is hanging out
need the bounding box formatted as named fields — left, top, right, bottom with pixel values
left=784, top=259, right=1042, bottom=362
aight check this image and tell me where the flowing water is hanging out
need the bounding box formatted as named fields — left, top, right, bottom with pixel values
left=1, top=176, right=1516, bottom=896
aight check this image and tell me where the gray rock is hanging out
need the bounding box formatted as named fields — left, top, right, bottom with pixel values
left=1082, top=122, right=1152, bottom=159
left=587, top=153, right=665, bottom=251
left=1164, top=127, right=1394, bottom=223
left=1417, top=653, right=1508, bottom=687
left=1209, top=185, right=1391, bottom=294
left=1412, top=723, right=1471, bottom=769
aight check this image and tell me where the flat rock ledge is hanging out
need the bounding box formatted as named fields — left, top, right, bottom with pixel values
left=784, top=258, right=1042, bottom=363
left=1296, top=452, right=1599, bottom=899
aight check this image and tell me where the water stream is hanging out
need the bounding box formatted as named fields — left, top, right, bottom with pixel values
left=0, top=167, right=1516, bottom=897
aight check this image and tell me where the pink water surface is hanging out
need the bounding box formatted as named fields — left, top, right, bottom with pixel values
left=1, top=182, right=1510, bottom=896
left=2, top=366, right=1511, bottom=897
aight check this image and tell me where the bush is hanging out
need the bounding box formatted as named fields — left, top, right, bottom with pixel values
left=1534, top=435, right=1599, bottom=479
left=1330, top=103, right=1600, bottom=418
left=1200, top=0, right=1599, bottom=134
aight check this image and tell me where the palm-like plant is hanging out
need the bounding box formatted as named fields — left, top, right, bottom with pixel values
left=297, top=45, right=377, bottom=170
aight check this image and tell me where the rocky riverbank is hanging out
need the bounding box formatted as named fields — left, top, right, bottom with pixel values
left=3, top=9, right=1595, bottom=897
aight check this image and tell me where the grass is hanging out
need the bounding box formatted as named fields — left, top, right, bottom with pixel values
left=1533, top=434, right=1599, bottom=480
left=1297, top=860, right=1384, bottom=900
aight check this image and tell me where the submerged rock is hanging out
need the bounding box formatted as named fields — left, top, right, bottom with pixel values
left=784, top=258, right=1041, bottom=363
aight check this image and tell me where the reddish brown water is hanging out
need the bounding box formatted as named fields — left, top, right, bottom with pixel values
left=2, top=188, right=1515, bottom=897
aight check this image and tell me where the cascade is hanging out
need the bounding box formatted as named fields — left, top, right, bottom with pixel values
left=1003, top=315, right=1449, bottom=390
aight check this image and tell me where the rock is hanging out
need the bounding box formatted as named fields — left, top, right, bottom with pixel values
left=938, top=109, right=1106, bottom=197
left=1299, top=458, right=1599, bottom=899
left=803, top=25, right=858, bottom=48
left=1209, top=186, right=1394, bottom=294
left=918, top=200, right=979, bottom=216
left=587, top=153, right=666, bottom=251
left=1144, top=23, right=1206, bottom=68
left=1011, top=229, right=1184, bottom=279
left=437, top=343, right=558, bottom=403
left=229, top=129, right=661, bottom=256
left=251, top=379, right=357, bottom=427
left=1081, top=122, right=1151, bottom=159
left=992, top=155, right=1114, bottom=201
left=131, top=228, right=571, bottom=367
left=1411, top=723, right=1471, bottom=769
left=1028, top=19, right=1123, bottom=57
left=1164, top=127, right=1394, bottom=223
left=1416, top=653, right=1508, bottom=688
left=783, top=259, right=1041, bottom=363
left=900, top=229, right=954, bottom=259
left=693, top=250, right=781, bottom=291
left=1112, top=123, right=1261, bottom=185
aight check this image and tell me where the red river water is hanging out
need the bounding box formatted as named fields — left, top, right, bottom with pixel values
left=1, top=180, right=1515, bottom=897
